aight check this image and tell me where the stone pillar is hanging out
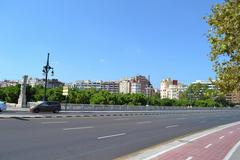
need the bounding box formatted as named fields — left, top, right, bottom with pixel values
left=17, top=75, right=28, bottom=108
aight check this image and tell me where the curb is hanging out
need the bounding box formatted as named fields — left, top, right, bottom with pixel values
left=1, top=109, right=240, bottom=119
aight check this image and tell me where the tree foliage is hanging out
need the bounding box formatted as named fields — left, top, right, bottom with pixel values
left=0, top=84, right=234, bottom=107
left=207, top=0, right=240, bottom=93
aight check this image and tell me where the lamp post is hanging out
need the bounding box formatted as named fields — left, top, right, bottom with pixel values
left=42, top=53, right=54, bottom=101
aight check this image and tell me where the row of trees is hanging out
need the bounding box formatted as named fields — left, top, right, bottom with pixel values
left=0, top=83, right=233, bottom=107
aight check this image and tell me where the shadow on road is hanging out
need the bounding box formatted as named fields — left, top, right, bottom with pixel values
left=11, top=117, right=29, bottom=121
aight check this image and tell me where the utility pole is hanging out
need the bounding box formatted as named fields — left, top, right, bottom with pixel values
left=42, top=53, right=54, bottom=101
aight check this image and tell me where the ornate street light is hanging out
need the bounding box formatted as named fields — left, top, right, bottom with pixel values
left=42, top=53, right=54, bottom=101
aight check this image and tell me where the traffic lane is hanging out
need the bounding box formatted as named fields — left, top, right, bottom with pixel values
left=36, top=113, right=240, bottom=160
left=0, top=111, right=236, bottom=133
left=1, top=113, right=240, bottom=160
left=0, top=111, right=239, bottom=143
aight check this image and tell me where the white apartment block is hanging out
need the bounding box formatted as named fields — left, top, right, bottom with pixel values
left=72, top=80, right=119, bottom=94
left=131, top=82, right=141, bottom=94
left=160, top=78, right=183, bottom=99
left=119, top=80, right=131, bottom=94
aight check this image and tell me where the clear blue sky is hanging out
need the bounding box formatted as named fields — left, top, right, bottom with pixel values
left=0, top=0, right=223, bottom=88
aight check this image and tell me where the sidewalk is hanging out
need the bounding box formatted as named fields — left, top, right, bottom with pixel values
left=116, top=121, right=240, bottom=160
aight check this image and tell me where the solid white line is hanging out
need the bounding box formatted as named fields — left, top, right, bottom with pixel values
left=114, top=118, right=130, bottom=121
left=41, top=121, right=68, bottom=124
left=97, top=133, right=126, bottom=140
left=185, top=156, right=193, bottom=160
left=204, top=144, right=212, bottom=149
left=224, top=140, right=240, bottom=160
left=137, top=121, right=152, bottom=124
left=166, top=125, right=179, bottom=128
left=219, top=136, right=225, bottom=140
left=63, top=126, right=94, bottom=131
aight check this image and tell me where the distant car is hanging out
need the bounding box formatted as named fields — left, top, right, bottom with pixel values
left=30, top=101, right=61, bottom=113
left=0, top=101, right=7, bottom=112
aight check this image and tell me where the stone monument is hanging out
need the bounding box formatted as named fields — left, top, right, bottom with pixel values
left=17, top=75, right=28, bottom=108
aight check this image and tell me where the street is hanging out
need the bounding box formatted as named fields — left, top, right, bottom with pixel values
left=1, top=111, right=240, bottom=160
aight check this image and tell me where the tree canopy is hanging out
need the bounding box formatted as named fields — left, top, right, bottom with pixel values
left=207, top=0, right=240, bottom=93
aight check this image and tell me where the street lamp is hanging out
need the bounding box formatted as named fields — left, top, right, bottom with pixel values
left=42, top=53, right=54, bottom=101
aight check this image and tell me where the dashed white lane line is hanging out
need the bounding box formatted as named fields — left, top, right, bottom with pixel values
left=185, top=156, right=193, bottom=160
left=97, top=133, right=126, bottom=140
left=219, top=136, right=225, bottom=140
left=114, top=118, right=130, bottom=121
left=176, top=118, right=186, bottom=120
left=166, top=125, right=179, bottom=129
left=63, top=126, right=94, bottom=131
left=41, top=121, right=68, bottom=124
left=137, top=121, right=152, bottom=124
left=204, top=144, right=212, bottom=149
left=229, top=131, right=234, bottom=134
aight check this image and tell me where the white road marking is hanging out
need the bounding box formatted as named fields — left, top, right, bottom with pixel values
left=137, top=121, right=152, bottom=124
left=204, top=144, right=212, bottom=149
left=185, top=157, right=193, bottom=160
left=63, top=126, right=94, bottom=131
left=41, top=121, right=68, bottom=124
left=176, top=118, right=186, bottom=120
left=97, top=133, right=126, bottom=140
left=114, top=118, right=130, bottom=121
left=219, top=136, right=225, bottom=140
left=166, top=125, right=179, bottom=128
left=229, top=131, right=233, bottom=134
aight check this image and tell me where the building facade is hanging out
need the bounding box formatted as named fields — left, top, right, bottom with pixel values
left=119, top=80, right=131, bottom=94
left=226, top=92, right=240, bottom=104
left=160, top=78, right=184, bottom=99
left=131, top=82, right=141, bottom=94
left=119, top=75, right=154, bottom=95
left=71, top=80, right=119, bottom=94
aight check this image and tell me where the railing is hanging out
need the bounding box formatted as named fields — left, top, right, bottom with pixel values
left=60, top=103, right=235, bottom=111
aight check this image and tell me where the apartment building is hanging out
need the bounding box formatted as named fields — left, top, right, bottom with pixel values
left=119, top=79, right=131, bottom=94
left=131, top=82, right=141, bottom=94
left=160, top=78, right=183, bottom=99
left=72, top=80, right=119, bottom=94
left=119, top=75, right=154, bottom=95
left=226, top=91, right=240, bottom=104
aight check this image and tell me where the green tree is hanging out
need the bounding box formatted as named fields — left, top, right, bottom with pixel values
left=4, top=85, right=20, bottom=103
left=90, top=90, right=110, bottom=104
left=207, top=0, right=240, bottom=93
left=181, top=83, right=209, bottom=101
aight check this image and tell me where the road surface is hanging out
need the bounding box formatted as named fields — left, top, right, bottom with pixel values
left=0, top=111, right=240, bottom=160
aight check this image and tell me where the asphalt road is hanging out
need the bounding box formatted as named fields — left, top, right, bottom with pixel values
left=1, top=111, right=240, bottom=160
